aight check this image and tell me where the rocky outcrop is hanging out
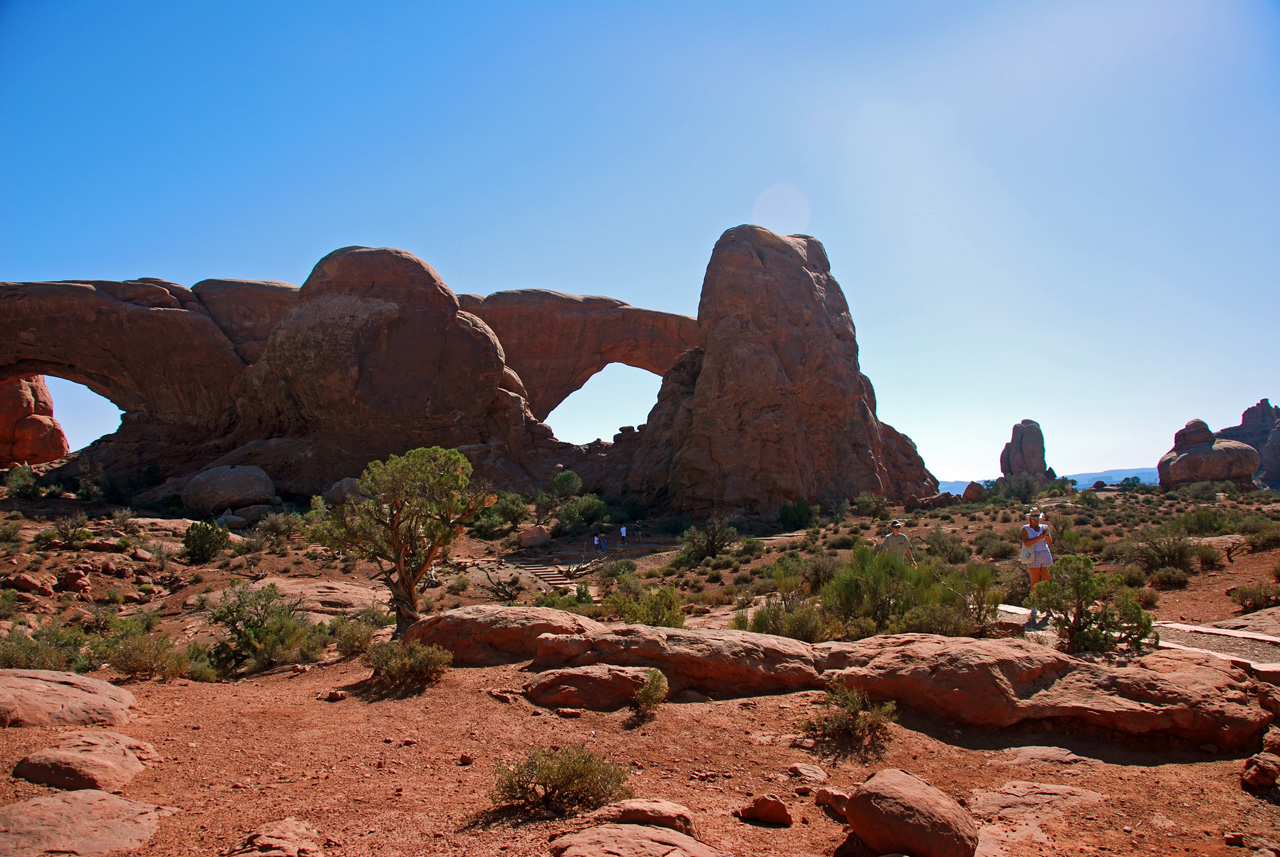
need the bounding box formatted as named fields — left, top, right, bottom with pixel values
left=1262, top=422, right=1280, bottom=490
left=403, top=605, right=605, bottom=666
left=999, top=419, right=1053, bottom=483
left=457, top=290, right=697, bottom=421
left=549, top=824, right=725, bottom=857
left=0, top=375, right=69, bottom=466
left=1158, top=419, right=1260, bottom=491
left=14, top=730, right=159, bottom=791
left=0, top=670, right=136, bottom=727
left=227, top=818, right=326, bottom=857
left=1217, top=398, right=1280, bottom=484
left=623, top=226, right=936, bottom=513
left=522, top=664, right=654, bottom=711
left=844, top=769, right=979, bottom=857
left=189, top=279, right=299, bottom=365
left=0, top=790, right=173, bottom=857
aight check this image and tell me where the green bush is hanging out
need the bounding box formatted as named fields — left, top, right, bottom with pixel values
left=605, top=583, right=685, bottom=628
left=53, top=512, right=91, bottom=545
left=1248, top=525, right=1280, bottom=554
left=853, top=492, right=888, bottom=519
left=1194, top=543, right=1225, bottom=571
left=552, top=494, right=607, bottom=535
left=0, top=589, right=16, bottom=620
left=208, top=581, right=327, bottom=675
left=802, top=681, right=897, bottom=760
left=552, top=470, right=583, bottom=499
left=0, top=621, right=91, bottom=671
left=597, top=558, right=637, bottom=579
left=1232, top=583, right=1280, bottom=614
left=923, top=526, right=969, bottom=564
left=632, top=668, right=668, bottom=718
left=974, top=529, right=1017, bottom=560
left=735, top=537, right=765, bottom=559
left=4, top=465, right=41, bottom=499
left=331, top=616, right=376, bottom=657
left=491, top=745, right=633, bottom=815
left=183, top=521, right=231, bottom=564
left=1029, top=556, right=1155, bottom=654
left=1148, top=567, right=1189, bottom=589
left=0, top=521, right=21, bottom=546
left=102, top=630, right=188, bottom=681
left=749, top=593, right=830, bottom=643
left=1126, top=530, right=1194, bottom=574
left=679, top=517, right=739, bottom=562
left=256, top=512, right=305, bottom=546
left=780, top=498, right=819, bottom=531
left=361, top=639, right=452, bottom=686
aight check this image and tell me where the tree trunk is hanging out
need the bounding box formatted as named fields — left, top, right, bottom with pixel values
left=387, top=575, right=420, bottom=639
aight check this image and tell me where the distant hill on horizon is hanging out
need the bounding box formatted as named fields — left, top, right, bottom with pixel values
left=937, top=467, right=1159, bottom=495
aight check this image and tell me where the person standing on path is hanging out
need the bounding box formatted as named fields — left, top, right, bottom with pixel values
left=599, top=534, right=607, bottom=553
left=875, top=520, right=916, bottom=565
left=593, top=534, right=599, bottom=552
left=1021, top=507, right=1054, bottom=588
left=620, top=525, right=627, bottom=546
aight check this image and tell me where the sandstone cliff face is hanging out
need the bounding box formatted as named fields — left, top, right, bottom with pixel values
left=624, top=226, right=936, bottom=513
left=1158, top=419, right=1260, bottom=491
left=1215, top=398, right=1279, bottom=482
left=457, top=290, right=697, bottom=421
left=999, top=419, right=1053, bottom=483
left=0, top=376, right=69, bottom=467
left=1261, top=423, right=1280, bottom=490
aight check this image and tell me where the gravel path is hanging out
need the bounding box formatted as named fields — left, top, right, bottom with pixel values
left=1155, top=626, right=1280, bottom=664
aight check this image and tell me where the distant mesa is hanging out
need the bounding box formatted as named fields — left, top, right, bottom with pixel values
left=1158, top=418, right=1260, bottom=492
left=0, top=226, right=938, bottom=513
left=0, top=376, right=69, bottom=468
left=999, top=419, right=1055, bottom=484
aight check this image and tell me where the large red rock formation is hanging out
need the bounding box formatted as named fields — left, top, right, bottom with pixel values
left=1216, top=398, right=1279, bottom=483
left=457, top=290, right=697, bottom=421
left=0, top=376, right=68, bottom=466
left=999, top=419, right=1053, bottom=483
left=1261, top=422, right=1280, bottom=490
left=624, top=226, right=936, bottom=513
left=1158, top=419, right=1260, bottom=491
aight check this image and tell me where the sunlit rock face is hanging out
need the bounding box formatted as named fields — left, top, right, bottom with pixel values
left=0, top=376, right=68, bottom=467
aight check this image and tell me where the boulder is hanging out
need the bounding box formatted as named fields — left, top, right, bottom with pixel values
left=788, top=762, right=828, bottom=783
left=531, top=622, right=822, bottom=697
left=845, top=769, right=978, bottom=857
left=1243, top=753, right=1280, bottom=789
left=247, top=578, right=383, bottom=616
left=815, top=787, right=851, bottom=816
left=226, top=817, right=326, bottom=857
left=14, top=730, right=157, bottom=791
left=518, top=525, right=551, bottom=548
left=549, top=824, right=725, bottom=857
left=0, top=669, right=136, bottom=727
left=1000, top=420, right=1052, bottom=483
left=589, top=799, right=699, bottom=838
left=1158, top=419, right=1261, bottom=491
left=624, top=225, right=937, bottom=513
left=403, top=605, right=605, bottom=666
left=457, top=290, right=698, bottom=421
left=234, top=504, right=276, bottom=524
left=183, top=465, right=275, bottom=515
left=961, top=481, right=986, bottom=503
left=0, top=375, right=69, bottom=467
left=733, top=794, right=792, bottom=826
left=322, top=477, right=359, bottom=506
left=0, top=790, right=173, bottom=857
left=905, top=492, right=961, bottom=511
left=523, top=665, right=654, bottom=711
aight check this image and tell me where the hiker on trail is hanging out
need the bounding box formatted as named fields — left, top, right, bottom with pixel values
left=620, top=525, right=627, bottom=546
left=1021, top=507, right=1054, bottom=587
left=875, top=520, right=916, bottom=565
left=593, top=534, right=599, bottom=552
left=599, top=534, right=607, bottom=552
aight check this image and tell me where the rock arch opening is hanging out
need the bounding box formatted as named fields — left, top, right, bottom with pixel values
left=543, top=363, right=662, bottom=445
left=43, top=377, right=123, bottom=453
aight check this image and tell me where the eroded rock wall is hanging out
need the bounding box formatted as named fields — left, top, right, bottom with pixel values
left=0, top=376, right=69, bottom=467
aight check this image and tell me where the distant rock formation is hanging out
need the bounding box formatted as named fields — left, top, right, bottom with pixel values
left=1215, top=398, right=1279, bottom=483
left=623, top=226, right=936, bottom=514
left=0, top=376, right=69, bottom=467
left=1158, top=419, right=1260, bottom=492
left=999, top=419, right=1054, bottom=483
left=0, top=229, right=937, bottom=511
left=457, top=290, right=697, bottom=421
left=1259, top=423, right=1280, bottom=490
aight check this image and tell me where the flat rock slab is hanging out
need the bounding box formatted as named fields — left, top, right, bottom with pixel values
left=227, top=817, right=325, bottom=856
left=0, top=669, right=135, bottom=727
left=0, top=789, right=174, bottom=857
left=250, top=578, right=384, bottom=616
left=15, top=730, right=158, bottom=791
left=971, top=780, right=1103, bottom=853
left=589, top=799, right=698, bottom=837
left=549, top=823, right=726, bottom=857
left=997, top=746, right=1092, bottom=767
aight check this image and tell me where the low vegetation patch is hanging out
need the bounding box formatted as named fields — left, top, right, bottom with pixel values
left=631, top=668, right=668, bottom=719
left=183, top=521, right=231, bottom=564
left=802, top=681, right=897, bottom=760
left=361, top=639, right=452, bottom=687
left=1030, top=555, right=1155, bottom=654
left=491, top=745, right=633, bottom=815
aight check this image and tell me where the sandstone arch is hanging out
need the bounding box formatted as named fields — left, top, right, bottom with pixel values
left=457, top=290, right=698, bottom=421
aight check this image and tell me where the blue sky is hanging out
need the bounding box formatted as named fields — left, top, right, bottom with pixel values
left=3, top=1, right=1277, bottom=481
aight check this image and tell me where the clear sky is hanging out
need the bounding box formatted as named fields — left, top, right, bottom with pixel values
left=3, top=1, right=1277, bottom=481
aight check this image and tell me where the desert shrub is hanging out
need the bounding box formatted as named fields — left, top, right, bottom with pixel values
left=551, top=470, right=583, bottom=499
left=0, top=589, right=16, bottom=620
left=355, top=605, right=394, bottom=627
left=1177, top=508, right=1238, bottom=536
left=973, top=529, right=1017, bottom=560
left=679, top=517, right=738, bottom=562
left=448, top=574, right=470, bottom=594
left=1248, top=524, right=1280, bottom=554
left=597, top=558, right=637, bottom=579
left=1232, top=584, right=1280, bottom=614
left=53, top=512, right=91, bottom=545
left=802, top=681, right=897, bottom=760
left=780, top=498, right=819, bottom=531
left=1132, top=586, right=1160, bottom=608
left=1126, top=530, right=1194, bottom=574
left=1176, top=481, right=1234, bottom=502
left=470, top=491, right=529, bottom=538
left=749, top=595, right=830, bottom=643
left=111, top=507, right=140, bottom=534
left=819, top=546, right=971, bottom=637
left=101, top=629, right=188, bottom=681
left=208, top=581, right=328, bottom=675
left=256, top=512, right=305, bottom=546
left=923, top=526, right=968, bottom=564
left=853, top=492, right=888, bottom=519
left=491, top=745, right=633, bottom=815
left=331, top=616, right=377, bottom=657
left=1194, top=543, right=1225, bottom=571
left=183, top=521, right=231, bottom=564
left=1148, top=567, right=1189, bottom=589
left=735, top=537, right=765, bottom=559
left=605, top=584, right=684, bottom=628
left=1029, top=556, right=1155, bottom=654
left=361, top=639, right=452, bottom=686
left=828, top=534, right=858, bottom=550
left=0, top=621, right=90, bottom=671
left=0, top=520, right=21, bottom=547
left=632, top=668, right=668, bottom=718
left=4, top=465, right=41, bottom=500
left=552, top=494, right=607, bottom=535
left=1076, top=489, right=1103, bottom=509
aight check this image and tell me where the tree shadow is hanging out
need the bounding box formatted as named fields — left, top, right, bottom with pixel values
left=339, top=677, right=432, bottom=702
